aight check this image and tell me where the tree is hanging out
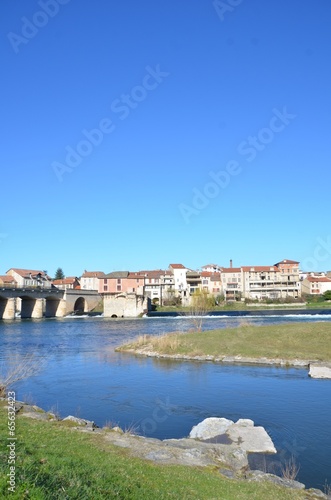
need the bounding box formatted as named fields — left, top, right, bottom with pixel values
left=323, top=290, right=331, bottom=301
left=188, top=290, right=215, bottom=332
left=54, top=268, right=65, bottom=280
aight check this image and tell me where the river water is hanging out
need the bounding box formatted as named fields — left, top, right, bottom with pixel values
left=1, top=314, right=330, bottom=490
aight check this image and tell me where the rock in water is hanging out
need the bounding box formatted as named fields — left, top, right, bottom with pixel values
left=227, top=420, right=276, bottom=453
left=309, top=363, right=331, bottom=379
left=189, top=417, right=276, bottom=454
left=189, top=417, right=234, bottom=439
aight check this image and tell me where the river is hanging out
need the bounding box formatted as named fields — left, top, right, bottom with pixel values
left=1, top=314, right=330, bottom=491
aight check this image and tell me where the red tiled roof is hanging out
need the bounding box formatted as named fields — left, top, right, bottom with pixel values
left=0, top=275, right=17, bottom=283
left=307, top=276, right=331, bottom=283
left=221, top=267, right=241, bottom=273
left=127, top=272, right=145, bottom=279
left=7, top=268, right=50, bottom=278
left=242, top=266, right=279, bottom=272
left=81, top=271, right=105, bottom=278
left=169, top=264, right=186, bottom=269
left=139, top=270, right=166, bottom=277
left=53, top=278, right=79, bottom=285
left=274, top=259, right=299, bottom=265
left=201, top=271, right=213, bottom=277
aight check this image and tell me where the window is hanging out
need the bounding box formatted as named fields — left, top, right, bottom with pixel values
left=117, top=279, right=121, bottom=284
left=104, top=279, right=107, bottom=284
left=117, top=285, right=121, bottom=291
left=104, top=285, right=108, bottom=291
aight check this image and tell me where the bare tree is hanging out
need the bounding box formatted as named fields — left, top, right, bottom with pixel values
left=0, top=354, right=44, bottom=397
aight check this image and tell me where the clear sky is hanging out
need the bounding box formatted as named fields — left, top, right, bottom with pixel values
left=1, top=0, right=330, bottom=277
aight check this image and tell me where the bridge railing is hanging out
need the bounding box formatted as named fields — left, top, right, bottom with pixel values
left=0, top=284, right=59, bottom=291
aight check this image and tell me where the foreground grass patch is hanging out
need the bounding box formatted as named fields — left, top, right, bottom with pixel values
left=117, top=322, right=331, bottom=361
left=0, top=408, right=308, bottom=499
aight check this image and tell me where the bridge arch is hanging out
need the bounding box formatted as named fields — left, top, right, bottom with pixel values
left=74, top=297, right=87, bottom=314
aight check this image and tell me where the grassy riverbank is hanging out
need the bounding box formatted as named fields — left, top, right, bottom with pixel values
left=156, top=302, right=331, bottom=312
left=117, top=322, right=331, bottom=361
left=0, top=406, right=311, bottom=499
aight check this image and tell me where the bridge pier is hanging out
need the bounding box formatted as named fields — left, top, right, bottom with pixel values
left=21, top=298, right=44, bottom=319
left=31, top=298, right=44, bottom=319
left=45, top=298, right=67, bottom=318
left=2, top=298, right=15, bottom=320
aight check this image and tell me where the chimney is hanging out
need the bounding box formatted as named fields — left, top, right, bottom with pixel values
left=230, top=259, right=233, bottom=268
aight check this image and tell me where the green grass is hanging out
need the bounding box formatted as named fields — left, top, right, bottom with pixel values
left=0, top=407, right=309, bottom=499
left=117, top=322, right=331, bottom=361
left=157, top=302, right=331, bottom=312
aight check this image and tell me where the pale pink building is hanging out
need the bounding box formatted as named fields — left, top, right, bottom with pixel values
left=99, top=271, right=145, bottom=295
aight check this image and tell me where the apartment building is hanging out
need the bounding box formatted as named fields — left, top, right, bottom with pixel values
left=241, top=259, right=300, bottom=300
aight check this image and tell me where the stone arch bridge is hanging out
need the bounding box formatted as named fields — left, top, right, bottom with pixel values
left=0, top=287, right=102, bottom=320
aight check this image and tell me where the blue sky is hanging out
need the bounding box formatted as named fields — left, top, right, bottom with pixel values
left=1, top=0, right=330, bottom=277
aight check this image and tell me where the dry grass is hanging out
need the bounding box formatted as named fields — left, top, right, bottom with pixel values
left=280, top=456, right=300, bottom=481
left=324, top=481, right=331, bottom=496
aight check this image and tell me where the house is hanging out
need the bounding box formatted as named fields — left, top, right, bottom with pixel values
left=139, top=270, right=174, bottom=304
left=0, top=275, right=17, bottom=287
left=169, top=263, right=188, bottom=292
left=301, top=276, right=331, bottom=295
left=201, top=263, right=223, bottom=273
left=186, top=270, right=201, bottom=295
left=6, top=268, right=52, bottom=288
left=221, top=267, right=242, bottom=300
left=99, top=271, right=145, bottom=295
left=209, top=272, right=222, bottom=295
left=80, top=271, right=105, bottom=290
left=100, top=271, right=148, bottom=317
left=53, top=277, right=80, bottom=290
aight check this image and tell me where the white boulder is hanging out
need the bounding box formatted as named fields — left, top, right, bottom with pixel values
left=189, top=417, right=234, bottom=439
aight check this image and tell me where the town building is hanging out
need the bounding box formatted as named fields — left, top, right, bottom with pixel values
left=53, top=277, right=80, bottom=290
left=6, top=268, right=52, bottom=288
left=99, top=271, right=145, bottom=295
left=301, top=276, right=331, bottom=295
left=221, top=267, right=242, bottom=300
left=168, top=263, right=189, bottom=303
left=201, top=263, right=223, bottom=273
left=139, top=269, right=174, bottom=305
left=0, top=275, right=16, bottom=287
left=80, top=271, right=105, bottom=290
